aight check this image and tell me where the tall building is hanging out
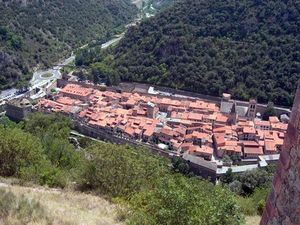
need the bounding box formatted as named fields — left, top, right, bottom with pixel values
left=261, top=81, right=300, bottom=225
left=228, top=101, right=237, bottom=125
left=146, top=102, right=159, bottom=118
left=247, top=99, right=257, bottom=120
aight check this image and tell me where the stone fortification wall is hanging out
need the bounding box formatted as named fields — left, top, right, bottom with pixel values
left=57, top=80, right=291, bottom=116
left=121, top=82, right=291, bottom=116
left=261, top=81, right=300, bottom=225
left=73, top=120, right=218, bottom=182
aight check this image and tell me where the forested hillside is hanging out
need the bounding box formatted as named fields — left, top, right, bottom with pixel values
left=0, top=113, right=244, bottom=224
left=109, top=0, right=300, bottom=106
left=0, top=0, right=137, bottom=89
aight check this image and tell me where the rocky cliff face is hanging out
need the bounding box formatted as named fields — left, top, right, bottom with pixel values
left=261, top=81, right=300, bottom=225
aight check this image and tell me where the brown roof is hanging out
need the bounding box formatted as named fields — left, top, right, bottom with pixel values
left=244, top=146, right=263, bottom=155
left=60, top=84, right=93, bottom=97
left=269, top=116, right=279, bottom=124
left=264, top=140, right=277, bottom=152
left=243, top=126, right=256, bottom=134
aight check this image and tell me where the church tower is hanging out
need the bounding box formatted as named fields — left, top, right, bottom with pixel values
left=228, top=101, right=238, bottom=125
left=247, top=99, right=257, bottom=120
left=261, top=80, right=300, bottom=225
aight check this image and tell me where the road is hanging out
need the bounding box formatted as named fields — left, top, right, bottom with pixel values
left=0, top=88, right=18, bottom=101
left=30, top=55, right=75, bottom=90
left=101, top=35, right=124, bottom=49
left=29, top=32, right=126, bottom=91
left=0, top=0, right=154, bottom=101
left=28, top=10, right=143, bottom=91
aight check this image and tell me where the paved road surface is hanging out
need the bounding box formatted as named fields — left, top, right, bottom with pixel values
left=30, top=55, right=75, bottom=90
left=1, top=0, right=153, bottom=100
left=30, top=32, right=128, bottom=91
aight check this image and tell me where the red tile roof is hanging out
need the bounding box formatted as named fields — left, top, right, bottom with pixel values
left=60, top=84, right=93, bottom=97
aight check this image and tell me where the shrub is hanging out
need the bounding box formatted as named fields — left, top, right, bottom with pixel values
left=80, top=142, right=244, bottom=225
left=23, top=112, right=71, bottom=140
left=0, top=126, right=45, bottom=178
left=80, top=143, right=168, bottom=197
left=128, top=175, right=244, bottom=225
left=236, top=196, right=257, bottom=216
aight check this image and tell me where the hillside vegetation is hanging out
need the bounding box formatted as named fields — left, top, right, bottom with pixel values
left=0, top=0, right=137, bottom=89
left=0, top=113, right=244, bottom=225
left=103, top=0, right=300, bottom=106
left=0, top=181, right=121, bottom=225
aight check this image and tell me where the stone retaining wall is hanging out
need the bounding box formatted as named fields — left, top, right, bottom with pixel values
left=260, top=81, right=300, bottom=225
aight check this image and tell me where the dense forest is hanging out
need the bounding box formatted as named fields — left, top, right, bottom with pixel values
left=87, top=0, right=300, bottom=106
left=0, top=0, right=137, bottom=90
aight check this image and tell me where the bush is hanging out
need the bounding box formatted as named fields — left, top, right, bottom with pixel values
left=80, top=143, right=168, bottom=197
left=236, top=187, right=270, bottom=216
left=0, top=113, right=83, bottom=188
left=236, top=196, right=257, bottom=216
left=227, top=168, right=272, bottom=195
left=23, top=112, right=71, bottom=140
left=128, top=175, right=244, bottom=225
left=0, top=126, right=45, bottom=178
left=80, top=142, right=244, bottom=224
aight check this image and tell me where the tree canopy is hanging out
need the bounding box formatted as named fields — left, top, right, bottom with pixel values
left=0, top=0, right=137, bottom=90
left=0, top=113, right=247, bottom=224
left=98, top=0, right=300, bottom=106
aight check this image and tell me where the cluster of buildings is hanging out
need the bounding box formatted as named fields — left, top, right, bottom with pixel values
left=36, top=83, right=288, bottom=164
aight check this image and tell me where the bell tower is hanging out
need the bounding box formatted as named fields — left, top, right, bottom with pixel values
left=247, top=99, right=257, bottom=120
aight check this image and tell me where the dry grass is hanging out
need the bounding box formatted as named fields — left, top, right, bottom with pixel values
left=0, top=180, right=122, bottom=225
left=245, top=215, right=261, bottom=225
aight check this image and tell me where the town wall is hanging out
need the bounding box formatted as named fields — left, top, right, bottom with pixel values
left=121, top=82, right=291, bottom=116
left=72, top=120, right=218, bottom=182
left=57, top=80, right=291, bottom=116
left=73, top=120, right=171, bottom=158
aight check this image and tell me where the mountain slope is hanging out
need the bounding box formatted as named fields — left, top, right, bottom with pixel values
left=112, top=0, right=300, bottom=106
left=0, top=0, right=137, bottom=89
left=0, top=179, right=122, bottom=225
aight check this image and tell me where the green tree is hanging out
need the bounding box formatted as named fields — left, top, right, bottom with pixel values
left=90, top=62, right=119, bottom=85
left=0, top=126, right=44, bottom=177
left=80, top=143, right=168, bottom=197
left=129, top=175, right=243, bottom=225
left=171, top=157, right=191, bottom=175
left=262, top=102, right=277, bottom=120
left=220, top=168, right=234, bottom=184
left=23, top=113, right=71, bottom=140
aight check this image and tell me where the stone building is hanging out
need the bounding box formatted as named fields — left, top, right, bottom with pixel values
left=5, top=98, right=32, bottom=121
left=220, top=93, right=255, bottom=119
left=247, top=99, right=257, bottom=120
left=261, top=80, right=300, bottom=225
